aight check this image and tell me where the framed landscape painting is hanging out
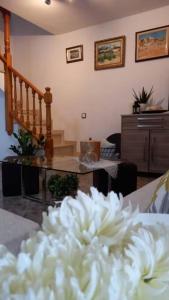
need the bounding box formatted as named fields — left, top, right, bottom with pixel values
left=135, top=26, right=169, bottom=62
left=66, top=45, right=83, bottom=63
left=94, top=36, right=125, bottom=70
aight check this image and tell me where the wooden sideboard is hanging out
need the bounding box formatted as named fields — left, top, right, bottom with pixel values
left=121, top=113, right=169, bottom=173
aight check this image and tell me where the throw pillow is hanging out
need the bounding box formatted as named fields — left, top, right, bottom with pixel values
left=101, top=139, right=116, bottom=148
left=100, top=139, right=117, bottom=160
left=148, top=171, right=169, bottom=213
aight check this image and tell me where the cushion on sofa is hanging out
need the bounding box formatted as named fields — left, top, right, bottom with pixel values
left=148, top=171, right=169, bottom=213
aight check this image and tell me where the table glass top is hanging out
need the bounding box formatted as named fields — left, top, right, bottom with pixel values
left=1, top=156, right=97, bottom=174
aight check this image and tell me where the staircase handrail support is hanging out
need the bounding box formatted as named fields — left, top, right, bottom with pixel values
left=0, top=53, right=44, bottom=98
left=0, top=53, right=53, bottom=157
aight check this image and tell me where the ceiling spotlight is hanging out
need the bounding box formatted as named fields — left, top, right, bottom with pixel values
left=45, top=0, right=51, bottom=5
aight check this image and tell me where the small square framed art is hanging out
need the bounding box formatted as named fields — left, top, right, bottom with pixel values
left=66, top=45, right=83, bottom=63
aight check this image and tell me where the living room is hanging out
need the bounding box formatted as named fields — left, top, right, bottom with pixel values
left=1, top=1, right=169, bottom=146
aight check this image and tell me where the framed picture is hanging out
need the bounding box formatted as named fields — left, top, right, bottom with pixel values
left=94, top=36, right=125, bottom=70
left=66, top=45, right=83, bottom=63
left=135, top=25, right=169, bottom=62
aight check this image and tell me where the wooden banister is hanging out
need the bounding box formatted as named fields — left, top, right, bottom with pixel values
left=0, top=54, right=54, bottom=158
left=0, top=7, right=53, bottom=157
left=0, top=7, right=13, bottom=134
left=0, top=54, right=44, bottom=97
left=9, top=65, right=44, bottom=98
left=44, top=87, right=53, bottom=158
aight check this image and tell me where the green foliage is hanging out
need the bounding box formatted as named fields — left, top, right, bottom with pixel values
left=48, top=173, right=79, bottom=198
left=98, top=54, right=105, bottom=63
left=98, top=51, right=116, bottom=63
left=132, top=86, right=153, bottom=104
left=9, top=129, right=45, bottom=156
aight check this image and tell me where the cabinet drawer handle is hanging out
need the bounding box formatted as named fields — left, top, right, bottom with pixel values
left=137, top=117, right=163, bottom=121
left=137, top=124, right=162, bottom=128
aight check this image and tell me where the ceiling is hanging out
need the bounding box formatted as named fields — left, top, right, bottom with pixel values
left=1, top=0, right=169, bottom=35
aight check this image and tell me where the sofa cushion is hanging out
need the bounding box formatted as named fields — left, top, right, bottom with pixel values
left=148, top=171, right=169, bottom=213
left=0, top=208, right=39, bottom=255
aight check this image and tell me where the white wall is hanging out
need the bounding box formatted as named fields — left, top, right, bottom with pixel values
left=12, top=5, right=169, bottom=145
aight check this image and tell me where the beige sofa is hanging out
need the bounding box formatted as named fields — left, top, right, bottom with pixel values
left=0, top=208, right=39, bottom=255
left=123, top=176, right=161, bottom=212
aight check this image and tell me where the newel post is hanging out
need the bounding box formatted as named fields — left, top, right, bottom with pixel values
left=0, top=7, right=13, bottom=134
left=44, top=87, right=53, bottom=158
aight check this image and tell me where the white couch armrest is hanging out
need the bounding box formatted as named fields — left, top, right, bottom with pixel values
left=123, top=176, right=162, bottom=212
left=0, top=208, right=39, bottom=255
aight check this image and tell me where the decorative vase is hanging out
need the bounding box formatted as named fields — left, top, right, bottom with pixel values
left=139, top=103, right=146, bottom=112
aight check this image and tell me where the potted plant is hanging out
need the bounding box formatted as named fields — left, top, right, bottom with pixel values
left=132, top=86, right=153, bottom=111
left=2, top=129, right=45, bottom=196
left=48, top=173, right=79, bottom=201
left=9, top=129, right=45, bottom=156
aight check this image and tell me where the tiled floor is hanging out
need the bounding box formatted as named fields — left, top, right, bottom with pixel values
left=0, top=165, right=158, bottom=225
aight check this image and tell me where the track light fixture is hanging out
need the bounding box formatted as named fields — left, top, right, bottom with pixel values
left=45, top=0, right=51, bottom=5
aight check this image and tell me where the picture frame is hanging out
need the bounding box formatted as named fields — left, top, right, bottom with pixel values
left=135, top=25, right=169, bottom=62
left=66, top=45, right=83, bottom=63
left=94, top=36, right=125, bottom=70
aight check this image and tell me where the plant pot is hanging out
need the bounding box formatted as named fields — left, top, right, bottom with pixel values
left=140, top=103, right=146, bottom=112
left=2, top=159, right=39, bottom=197
left=2, top=162, right=22, bottom=197
left=22, top=165, right=39, bottom=195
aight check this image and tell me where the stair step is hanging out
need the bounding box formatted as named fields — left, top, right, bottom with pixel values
left=13, top=110, right=75, bottom=155
left=53, top=142, right=76, bottom=156
left=53, top=130, right=64, bottom=145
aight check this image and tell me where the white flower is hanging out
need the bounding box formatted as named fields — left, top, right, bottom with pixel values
left=125, top=225, right=169, bottom=299
left=0, top=236, right=122, bottom=299
left=0, top=188, right=169, bottom=299
left=42, top=187, right=138, bottom=248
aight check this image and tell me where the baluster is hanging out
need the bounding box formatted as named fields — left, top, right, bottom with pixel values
left=5, top=67, right=13, bottom=134
left=44, top=87, right=53, bottom=157
left=19, top=78, right=24, bottom=122
left=25, top=83, right=30, bottom=128
left=32, top=90, right=36, bottom=134
left=1, top=8, right=13, bottom=134
left=11, top=71, right=14, bottom=116
left=38, top=95, right=43, bottom=137
left=13, top=74, right=17, bottom=118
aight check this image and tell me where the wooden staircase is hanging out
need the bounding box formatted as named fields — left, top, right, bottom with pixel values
left=53, top=130, right=76, bottom=156
left=0, top=7, right=76, bottom=157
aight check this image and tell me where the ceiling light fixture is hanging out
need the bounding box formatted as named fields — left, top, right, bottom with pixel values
left=45, top=0, right=51, bottom=5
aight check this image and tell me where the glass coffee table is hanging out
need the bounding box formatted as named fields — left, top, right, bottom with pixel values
left=1, top=156, right=120, bottom=205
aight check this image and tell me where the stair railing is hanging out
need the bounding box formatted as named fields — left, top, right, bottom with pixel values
left=0, top=53, right=53, bottom=157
